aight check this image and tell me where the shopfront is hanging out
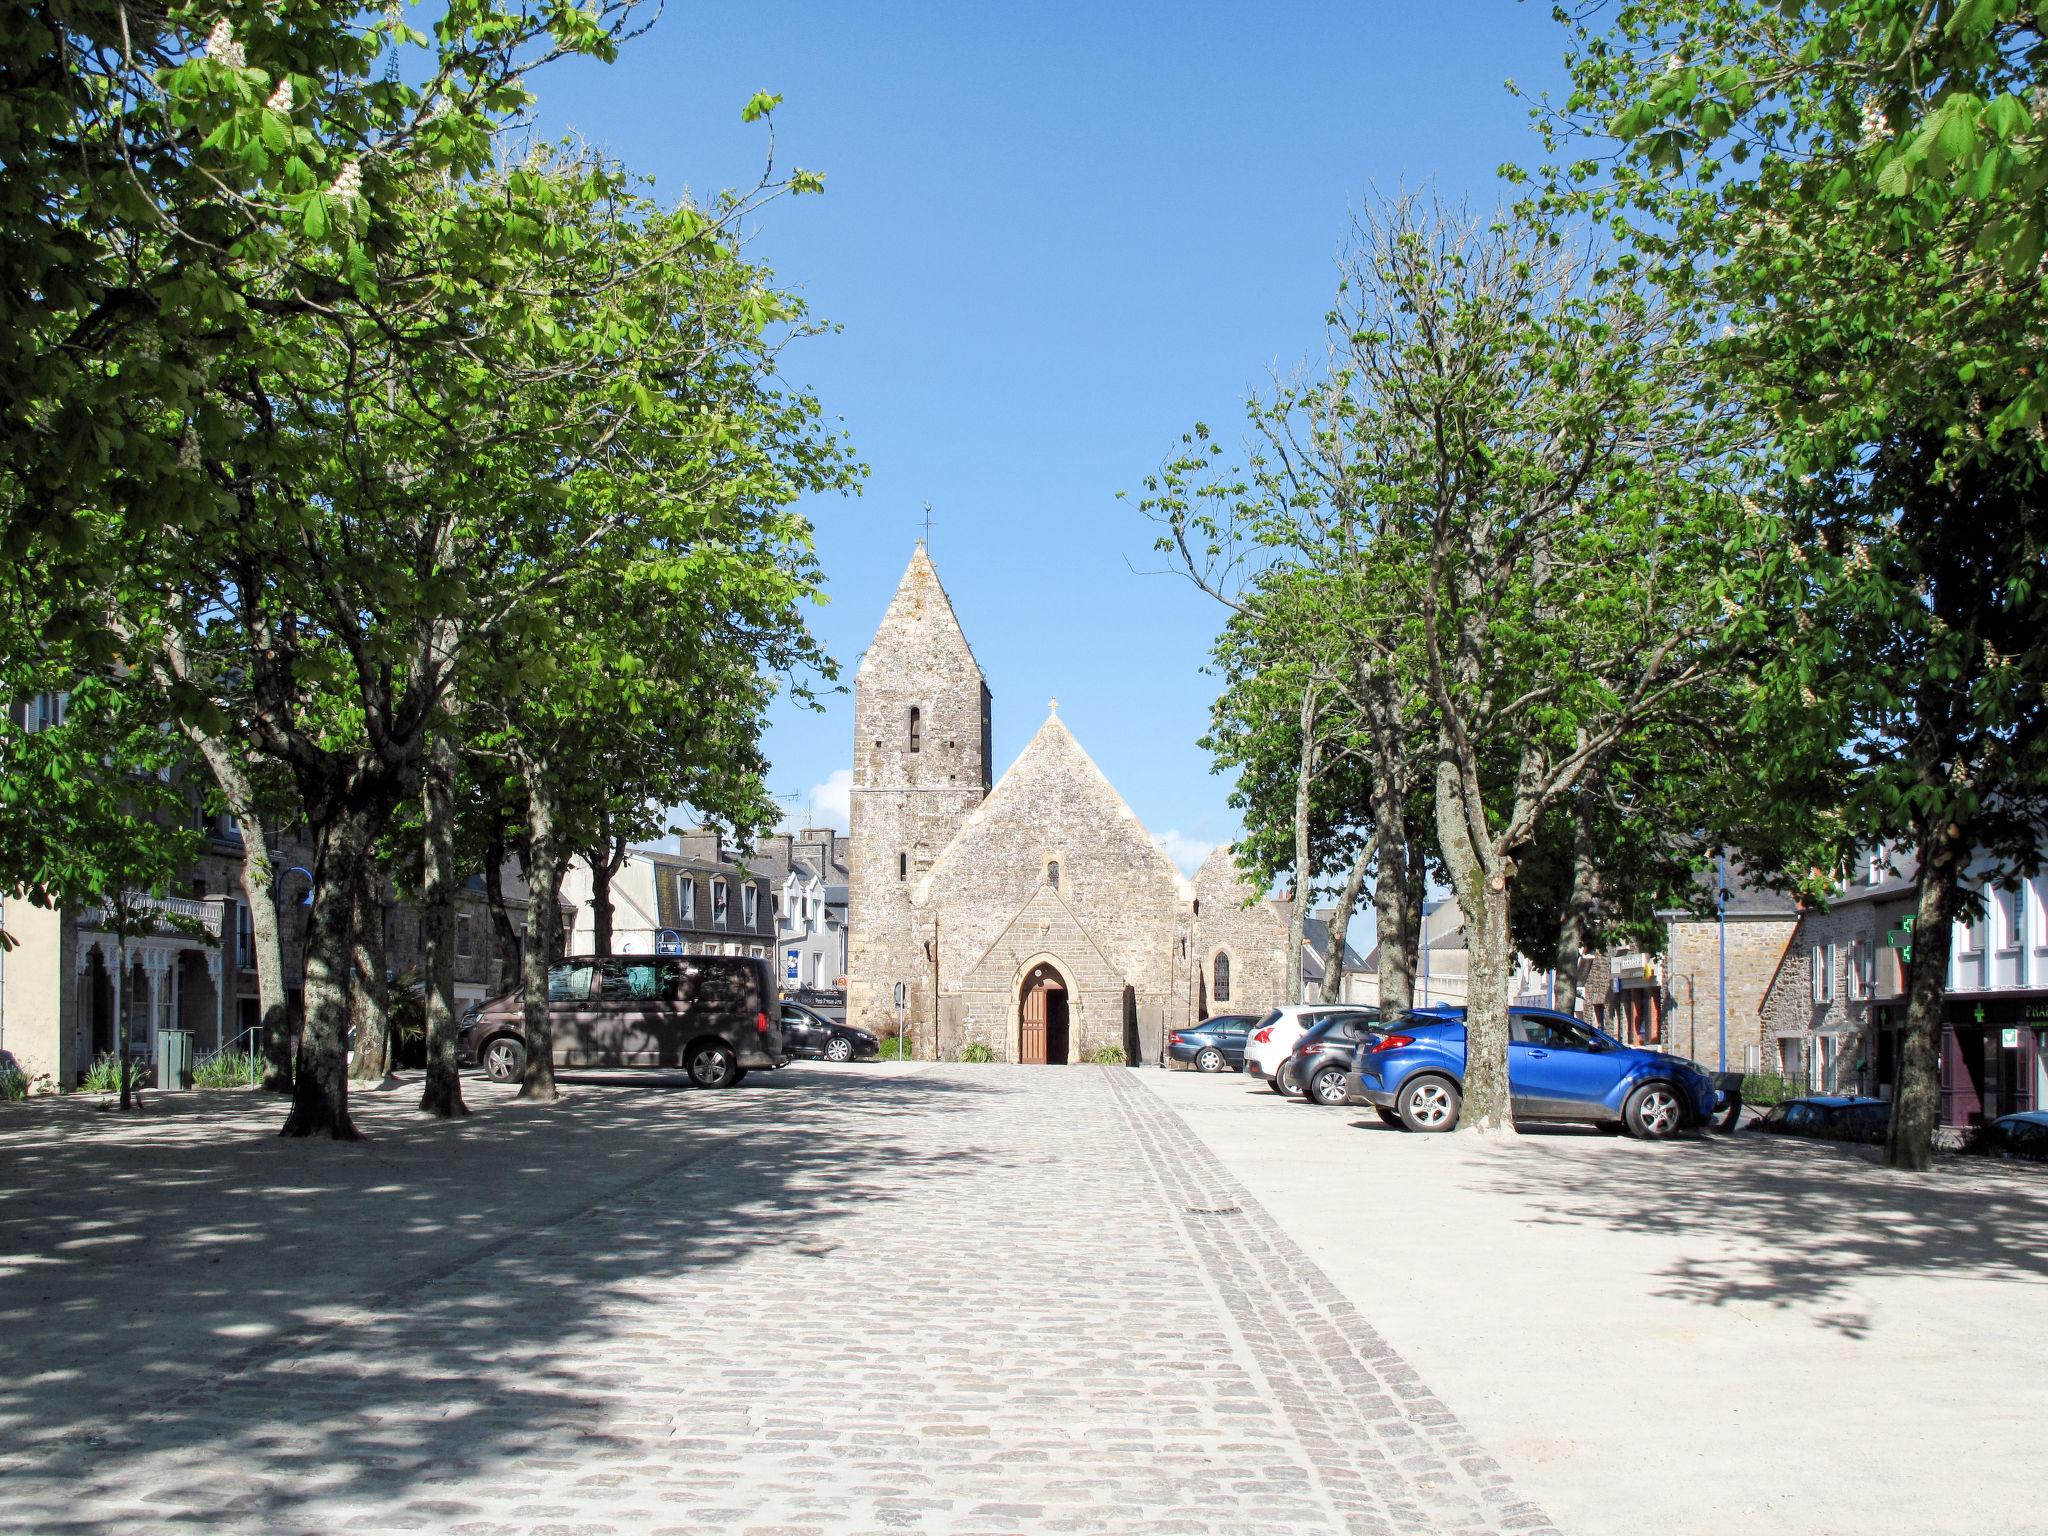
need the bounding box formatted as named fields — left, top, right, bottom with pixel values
left=1937, top=994, right=2047, bottom=1127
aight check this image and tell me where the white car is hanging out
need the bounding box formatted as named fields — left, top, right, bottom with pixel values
left=1243, top=1004, right=1356, bottom=1096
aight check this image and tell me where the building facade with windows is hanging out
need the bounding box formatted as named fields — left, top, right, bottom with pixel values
left=742, top=830, right=850, bottom=993
left=562, top=832, right=779, bottom=962
left=1756, top=847, right=2048, bottom=1127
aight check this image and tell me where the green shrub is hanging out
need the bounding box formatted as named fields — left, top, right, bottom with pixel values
left=80, top=1052, right=146, bottom=1093
left=1089, top=1045, right=1126, bottom=1066
left=960, top=1041, right=996, bottom=1063
left=387, top=967, right=428, bottom=1069
left=194, top=1050, right=258, bottom=1089
left=0, top=1061, right=28, bottom=1101
left=876, top=1036, right=915, bottom=1060
left=1741, top=1073, right=1809, bottom=1107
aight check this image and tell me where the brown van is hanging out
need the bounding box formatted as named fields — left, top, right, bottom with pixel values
left=458, top=954, right=784, bottom=1089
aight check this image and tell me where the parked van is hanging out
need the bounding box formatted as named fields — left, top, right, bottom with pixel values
left=458, top=954, right=784, bottom=1089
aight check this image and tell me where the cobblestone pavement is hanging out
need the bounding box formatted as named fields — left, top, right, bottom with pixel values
left=1, top=1066, right=1555, bottom=1535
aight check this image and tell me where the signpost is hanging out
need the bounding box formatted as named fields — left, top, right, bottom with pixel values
left=655, top=928, right=683, bottom=956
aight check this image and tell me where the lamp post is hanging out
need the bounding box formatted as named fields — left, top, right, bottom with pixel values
left=1716, top=853, right=1729, bottom=1074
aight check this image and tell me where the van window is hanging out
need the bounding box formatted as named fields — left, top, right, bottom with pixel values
left=547, top=963, right=595, bottom=1001
left=692, top=959, right=761, bottom=1011
left=599, top=960, right=682, bottom=1002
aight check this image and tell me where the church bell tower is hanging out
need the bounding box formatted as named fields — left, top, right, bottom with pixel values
left=847, top=545, right=992, bottom=1037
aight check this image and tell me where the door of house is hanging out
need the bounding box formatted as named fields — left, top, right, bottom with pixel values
left=1021, top=981, right=1047, bottom=1065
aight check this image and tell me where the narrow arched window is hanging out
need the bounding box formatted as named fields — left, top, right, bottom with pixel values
left=898, top=851, right=908, bottom=881
left=1047, top=860, right=1060, bottom=890
left=1213, top=952, right=1231, bottom=1003
left=908, top=706, right=922, bottom=754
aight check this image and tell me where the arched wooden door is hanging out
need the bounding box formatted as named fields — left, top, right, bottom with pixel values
left=1019, top=963, right=1067, bottom=1065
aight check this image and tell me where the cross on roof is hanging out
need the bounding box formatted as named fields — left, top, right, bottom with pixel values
left=921, top=500, right=933, bottom=547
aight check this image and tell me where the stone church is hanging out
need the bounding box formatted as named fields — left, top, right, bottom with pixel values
left=847, top=546, right=1290, bottom=1061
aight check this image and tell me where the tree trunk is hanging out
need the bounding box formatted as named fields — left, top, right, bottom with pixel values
left=589, top=841, right=617, bottom=958
left=281, top=813, right=368, bottom=1140
left=240, top=830, right=296, bottom=1092
left=1885, top=822, right=1965, bottom=1172
left=348, top=861, right=391, bottom=1082
left=181, top=729, right=293, bottom=1091
left=517, top=768, right=563, bottom=1104
left=1372, top=813, right=1419, bottom=1015
left=419, top=731, right=468, bottom=1118
left=113, top=919, right=132, bottom=1111
left=1319, top=832, right=1377, bottom=1004
left=1435, top=758, right=1516, bottom=1134
left=484, top=820, right=522, bottom=994
left=1554, top=780, right=1603, bottom=1018
left=1285, top=686, right=1318, bottom=1002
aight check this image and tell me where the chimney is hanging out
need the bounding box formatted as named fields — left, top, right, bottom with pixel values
left=678, top=826, right=724, bottom=863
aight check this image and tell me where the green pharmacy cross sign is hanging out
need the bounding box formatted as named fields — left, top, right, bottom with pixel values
left=1886, top=914, right=1916, bottom=965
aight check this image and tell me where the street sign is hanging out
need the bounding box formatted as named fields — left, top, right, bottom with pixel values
left=655, top=928, right=683, bottom=956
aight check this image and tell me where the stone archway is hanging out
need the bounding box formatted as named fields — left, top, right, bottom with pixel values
left=1017, top=960, right=1070, bottom=1066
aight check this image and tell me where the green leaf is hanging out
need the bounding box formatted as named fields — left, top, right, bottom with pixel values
left=741, top=91, right=783, bottom=123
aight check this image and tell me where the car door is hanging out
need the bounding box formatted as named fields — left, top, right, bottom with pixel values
left=584, top=960, right=656, bottom=1066
left=779, top=1003, right=817, bottom=1056
left=546, top=961, right=598, bottom=1066
left=1218, top=1018, right=1251, bottom=1066
left=1510, top=1011, right=1620, bottom=1120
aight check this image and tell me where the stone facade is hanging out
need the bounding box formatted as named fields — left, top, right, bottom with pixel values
left=1757, top=882, right=1916, bottom=1092
left=847, top=548, right=991, bottom=1038
left=1660, top=911, right=1802, bottom=1073
left=848, top=547, right=1306, bottom=1060
left=1192, top=847, right=1289, bottom=1015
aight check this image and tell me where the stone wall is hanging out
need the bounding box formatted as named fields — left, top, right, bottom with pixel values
left=1757, top=894, right=1914, bottom=1089
left=1661, top=914, right=1800, bottom=1073
left=918, top=713, right=1190, bottom=1061
left=847, top=548, right=991, bottom=1037
left=1190, top=847, right=1289, bottom=1017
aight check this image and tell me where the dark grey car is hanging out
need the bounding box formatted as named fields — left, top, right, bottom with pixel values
left=459, top=954, right=784, bottom=1089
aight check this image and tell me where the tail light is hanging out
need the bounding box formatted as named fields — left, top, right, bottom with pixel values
left=1170, top=1033, right=1187, bottom=1046
left=1253, top=1027, right=1272, bottom=1044
left=756, top=1011, right=770, bottom=1036
left=1367, top=1033, right=1414, bottom=1054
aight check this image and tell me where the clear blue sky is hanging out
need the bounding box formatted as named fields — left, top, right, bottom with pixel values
left=535, top=1, right=1575, bottom=870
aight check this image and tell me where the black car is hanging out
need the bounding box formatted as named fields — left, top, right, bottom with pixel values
left=1283, top=1011, right=1384, bottom=1106
left=1168, top=1013, right=1261, bottom=1072
left=1749, top=1095, right=1891, bottom=1144
left=779, top=1001, right=879, bottom=1063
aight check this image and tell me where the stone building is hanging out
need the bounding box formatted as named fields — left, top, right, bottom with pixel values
left=848, top=547, right=1300, bottom=1061
left=1655, top=866, right=1803, bottom=1076
left=562, top=831, right=779, bottom=961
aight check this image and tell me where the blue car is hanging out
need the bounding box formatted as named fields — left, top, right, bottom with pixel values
left=1349, top=1007, right=1725, bottom=1138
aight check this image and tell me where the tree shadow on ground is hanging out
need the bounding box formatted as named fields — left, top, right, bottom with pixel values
left=0, top=1065, right=994, bottom=1529
left=1472, top=1128, right=2048, bottom=1321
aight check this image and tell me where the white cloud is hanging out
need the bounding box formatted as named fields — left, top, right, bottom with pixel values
left=1151, top=828, right=1216, bottom=877
left=783, top=767, right=853, bottom=832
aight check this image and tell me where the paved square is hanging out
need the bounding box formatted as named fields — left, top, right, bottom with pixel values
left=0, top=1067, right=1553, bottom=1536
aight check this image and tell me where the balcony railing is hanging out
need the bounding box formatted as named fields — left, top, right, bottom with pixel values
left=78, top=893, right=224, bottom=938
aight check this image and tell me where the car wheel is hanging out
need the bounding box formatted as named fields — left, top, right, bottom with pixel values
left=1625, top=1082, right=1686, bottom=1140
left=481, top=1036, right=525, bottom=1083
left=1374, top=1106, right=1404, bottom=1129
left=687, top=1041, right=741, bottom=1089
left=1195, top=1047, right=1225, bottom=1073
left=1275, top=1061, right=1305, bottom=1098
left=1397, top=1076, right=1460, bottom=1133
left=1311, top=1066, right=1350, bottom=1105
left=824, top=1036, right=854, bottom=1063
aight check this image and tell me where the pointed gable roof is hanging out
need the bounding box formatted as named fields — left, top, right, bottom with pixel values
left=917, top=707, right=1192, bottom=903
left=856, top=544, right=984, bottom=682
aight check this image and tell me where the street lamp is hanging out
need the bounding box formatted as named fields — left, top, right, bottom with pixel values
left=1716, top=852, right=1729, bottom=1074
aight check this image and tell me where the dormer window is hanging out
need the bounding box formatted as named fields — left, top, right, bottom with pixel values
left=909, top=706, right=922, bottom=754
left=712, top=878, right=729, bottom=926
